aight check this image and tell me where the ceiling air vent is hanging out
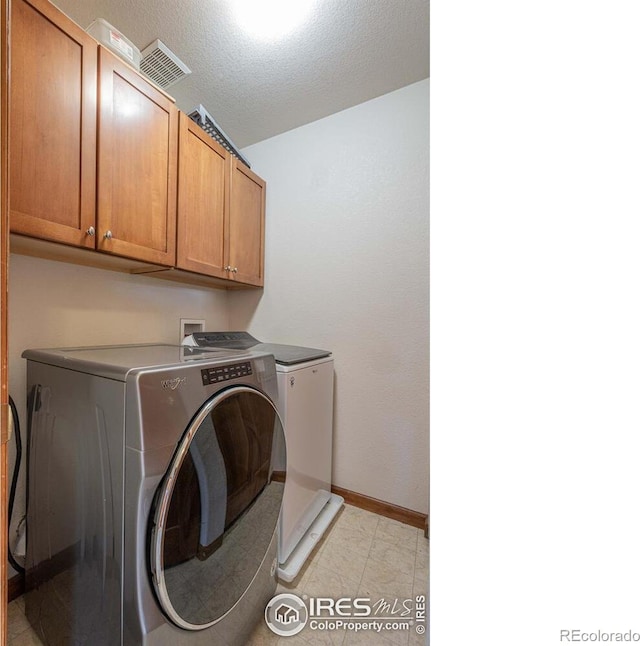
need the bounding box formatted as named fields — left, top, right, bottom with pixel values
left=139, top=39, right=191, bottom=90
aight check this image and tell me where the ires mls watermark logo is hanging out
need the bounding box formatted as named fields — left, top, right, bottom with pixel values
left=265, top=594, right=309, bottom=637
left=265, top=593, right=427, bottom=638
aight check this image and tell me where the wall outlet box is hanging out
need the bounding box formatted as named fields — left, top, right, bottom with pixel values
left=180, top=318, right=205, bottom=342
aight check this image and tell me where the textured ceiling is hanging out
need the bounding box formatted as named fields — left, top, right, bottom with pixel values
left=50, top=0, right=429, bottom=149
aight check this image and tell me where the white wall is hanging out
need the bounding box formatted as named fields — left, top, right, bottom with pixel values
left=7, top=253, right=229, bottom=573
left=229, top=80, right=429, bottom=514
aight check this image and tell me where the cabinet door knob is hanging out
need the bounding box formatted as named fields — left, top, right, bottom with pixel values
left=232, top=267, right=238, bottom=273
left=104, top=230, right=113, bottom=240
left=224, top=265, right=231, bottom=271
left=86, top=226, right=96, bottom=236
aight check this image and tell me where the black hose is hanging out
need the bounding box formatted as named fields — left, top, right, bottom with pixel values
left=8, top=395, right=25, bottom=574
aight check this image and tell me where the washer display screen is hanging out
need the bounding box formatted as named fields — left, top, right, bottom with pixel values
left=149, top=386, right=286, bottom=630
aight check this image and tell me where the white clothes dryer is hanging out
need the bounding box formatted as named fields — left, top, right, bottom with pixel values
left=183, top=332, right=343, bottom=581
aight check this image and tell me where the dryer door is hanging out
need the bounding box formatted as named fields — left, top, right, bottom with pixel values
left=150, top=386, right=286, bottom=630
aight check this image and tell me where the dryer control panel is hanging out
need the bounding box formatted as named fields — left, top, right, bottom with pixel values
left=201, top=361, right=253, bottom=385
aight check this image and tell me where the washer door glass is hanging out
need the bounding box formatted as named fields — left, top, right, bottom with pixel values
left=150, top=386, right=286, bottom=630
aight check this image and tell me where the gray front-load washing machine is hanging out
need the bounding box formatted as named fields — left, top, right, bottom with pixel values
left=22, top=344, right=286, bottom=645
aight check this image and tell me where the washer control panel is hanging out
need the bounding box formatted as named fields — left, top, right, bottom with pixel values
left=201, top=361, right=253, bottom=385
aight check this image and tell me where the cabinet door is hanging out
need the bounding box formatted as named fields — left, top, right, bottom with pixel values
left=176, top=113, right=228, bottom=278
left=227, top=160, right=265, bottom=287
left=10, top=0, right=97, bottom=248
left=97, top=47, right=177, bottom=266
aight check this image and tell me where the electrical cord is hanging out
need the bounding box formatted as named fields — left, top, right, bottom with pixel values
left=8, top=395, right=25, bottom=574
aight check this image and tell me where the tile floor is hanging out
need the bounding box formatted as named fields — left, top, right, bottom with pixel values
left=7, top=504, right=429, bottom=646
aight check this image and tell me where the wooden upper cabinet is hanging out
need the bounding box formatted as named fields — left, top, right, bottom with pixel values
left=177, top=115, right=266, bottom=287
left=97, top=46, right=177, bottom=266
left=10, top=0, right=97, bottom=248
left=176, top=112, right=229, bottom=278
left=227, top=159, right=265, bottom=287
left=8, top=1, right=265, bottom=288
